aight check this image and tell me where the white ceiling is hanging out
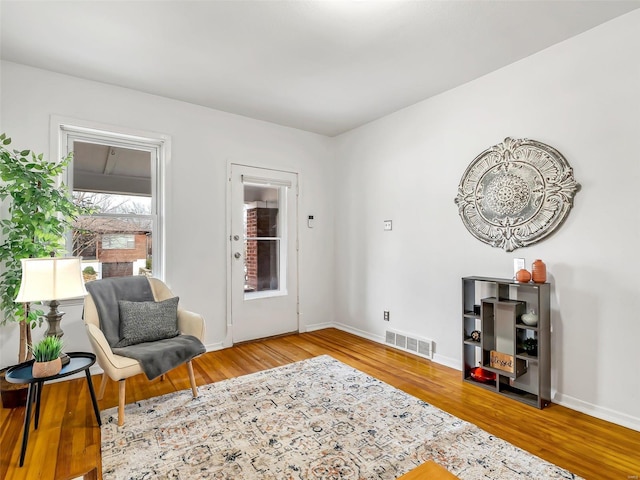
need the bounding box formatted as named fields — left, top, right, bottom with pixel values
left=2, top=1, right=639, bottom=136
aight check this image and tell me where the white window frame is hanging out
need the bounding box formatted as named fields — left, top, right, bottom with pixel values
left=51, top=117, right=169, bottom=286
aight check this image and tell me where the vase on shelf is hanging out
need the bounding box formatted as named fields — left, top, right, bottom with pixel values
left=521, top=310, right=538, bottom=326
left=532, top=259, right=547, bottom=283
left=516, top=269, right=531, bottom=283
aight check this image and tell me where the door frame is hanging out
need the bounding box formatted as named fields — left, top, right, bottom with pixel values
left=225, top=162, right=300, bottom=346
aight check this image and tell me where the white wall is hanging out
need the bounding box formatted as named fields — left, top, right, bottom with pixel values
left=0, top=61, right=336, bottom=368
left=1, top=10, right=638, bottom=432
left=333, top=10, right=640, bottom=430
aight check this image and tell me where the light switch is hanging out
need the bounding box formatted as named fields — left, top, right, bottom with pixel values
left=308, top=215, right=314, bottom=228
left=384, top=220, right=392, bottom=231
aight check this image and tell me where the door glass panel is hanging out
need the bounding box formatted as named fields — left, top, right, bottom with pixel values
left=244, top=239, right=280, bottom=292
left=243, top=185, right=282, bottom=297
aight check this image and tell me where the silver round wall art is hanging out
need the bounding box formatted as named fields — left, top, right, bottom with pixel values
left=454, top=137, right=580, bottom=252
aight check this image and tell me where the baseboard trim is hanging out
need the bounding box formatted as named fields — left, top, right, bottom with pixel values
left=332, top=322, right=386, bottom=344
left=204, top=341, right=226, bottom=352
left=554, top=392, right=640, bottom=432
left=432, top=353, right=461, bottom=371
left=332, top=323, right=462, bottom=370
left=305, top=322, right=334, bottom=333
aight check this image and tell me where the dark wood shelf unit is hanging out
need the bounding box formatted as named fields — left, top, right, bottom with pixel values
left=462, top=276, right=551, bottom=409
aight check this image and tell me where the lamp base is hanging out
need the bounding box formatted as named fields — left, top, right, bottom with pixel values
left=60, top=352, right=70, bottom=367
left=44, top=300, right=65, bottom=338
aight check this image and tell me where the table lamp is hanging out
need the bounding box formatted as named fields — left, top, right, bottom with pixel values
left=14, top=257, right=88, bottom=338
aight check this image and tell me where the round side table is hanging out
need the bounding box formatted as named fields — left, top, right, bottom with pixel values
left=5, top=351, right=102, bottom=467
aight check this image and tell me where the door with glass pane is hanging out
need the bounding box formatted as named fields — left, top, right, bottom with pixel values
left=229, top=164, right=298, bottom=342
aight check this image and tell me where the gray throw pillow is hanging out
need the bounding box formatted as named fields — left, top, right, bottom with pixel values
left=115, top=297, right=180, bottom=348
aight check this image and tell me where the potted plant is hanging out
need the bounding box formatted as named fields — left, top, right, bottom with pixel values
left=30, top=336, right=64, bottom=378
left=522, top=338, right=538, bottom=357
left=0, top=133, right=89, bottom=404
left=82, top=265, right=98, bottom=282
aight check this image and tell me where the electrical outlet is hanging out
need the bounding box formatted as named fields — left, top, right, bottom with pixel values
left=383, top=311, right=390, bottom=321
left=383, top=220, right=392, bottom=231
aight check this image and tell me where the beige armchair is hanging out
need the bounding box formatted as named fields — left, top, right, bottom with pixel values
left=84, top=277, right=205, bottom=426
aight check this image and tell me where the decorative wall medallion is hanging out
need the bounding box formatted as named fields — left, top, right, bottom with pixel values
left=454, top=137, right=580, bottom=252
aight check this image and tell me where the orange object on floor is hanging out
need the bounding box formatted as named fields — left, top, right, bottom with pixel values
left=398, top=460, right=459, bottom=479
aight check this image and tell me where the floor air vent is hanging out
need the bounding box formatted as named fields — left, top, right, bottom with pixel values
left=385, top=329, right=433, bottom=360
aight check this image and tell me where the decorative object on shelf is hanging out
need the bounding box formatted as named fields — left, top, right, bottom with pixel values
left=15, top=257, right=88, bottom=338
left=522, top=338, right=538, bottom=356
left=470, top=330, right=481, bottom=342
left=454, top=137, right=580, bottom=252
left=531, top=259, right=547, bottom=284
left=470, top=365, right=496, bottom=383
left=30, top=336, right=63, bottom=378
left=516, top=269, right=531, bottom=283
left=521, top=310, right=538, bottom=326
left=490, top=350, right=515, bottom=373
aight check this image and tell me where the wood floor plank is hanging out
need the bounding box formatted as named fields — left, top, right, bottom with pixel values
left=1, top=328, right=638, bottom=479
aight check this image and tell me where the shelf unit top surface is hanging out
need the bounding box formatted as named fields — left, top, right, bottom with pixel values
left=462, top=276, right=549, bottom=286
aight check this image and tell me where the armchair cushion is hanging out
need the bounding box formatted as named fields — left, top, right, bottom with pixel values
left=115, top=297, right=180, bottom=348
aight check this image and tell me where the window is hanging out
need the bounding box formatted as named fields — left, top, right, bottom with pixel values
left=57, top=121, right=166, bottom=282
left=102, top=234, right=136, bottom=250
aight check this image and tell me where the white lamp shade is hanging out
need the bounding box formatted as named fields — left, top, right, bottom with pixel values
left=14, top=257, right=88, bottom=303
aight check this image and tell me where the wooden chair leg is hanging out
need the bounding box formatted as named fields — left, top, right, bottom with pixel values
left=118, top=380, right=126, bottom=426
left=187, top=360, right=198, bottom=398
left=97, top=372, right=108, bottom=400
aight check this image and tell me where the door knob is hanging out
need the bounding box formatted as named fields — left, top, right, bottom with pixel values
left=234, top=252, right=242, bottom=259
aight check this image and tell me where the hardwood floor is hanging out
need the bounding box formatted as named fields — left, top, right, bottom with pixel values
left=1, top=328, right=639, bottom=479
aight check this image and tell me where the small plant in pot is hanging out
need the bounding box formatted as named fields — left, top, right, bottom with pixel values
left=30, top=336, right=64, bottom=378
left=522, top=338, right=538, bottom=357
left=82, top=265, right=98, bottom=282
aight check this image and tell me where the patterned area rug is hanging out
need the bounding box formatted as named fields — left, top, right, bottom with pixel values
left=101, top=355, right=581, bottom=479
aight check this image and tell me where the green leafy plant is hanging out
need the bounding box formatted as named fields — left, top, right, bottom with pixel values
left=82, top=266, right=97, bottom=275
left=0, top=133, right=88, bottom=363
left=522, top=337, right=538, bottom=355
left=29, top=336, right=63, bottom=362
